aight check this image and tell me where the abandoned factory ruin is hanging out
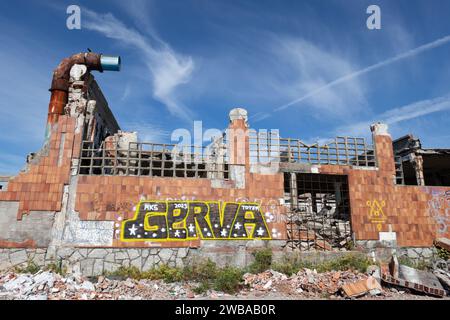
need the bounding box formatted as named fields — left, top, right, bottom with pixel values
left=0, top=52, right=449, bottom=278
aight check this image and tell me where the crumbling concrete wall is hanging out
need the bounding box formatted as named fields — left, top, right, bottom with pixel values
left=0, top=202, right=54, bottom=247
left=1, top=62, right=449, bottom=279
left=313, top=125, right=449, bottom=247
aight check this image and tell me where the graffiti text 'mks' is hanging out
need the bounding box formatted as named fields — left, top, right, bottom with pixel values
left=121, top=201, right=271, bottom=241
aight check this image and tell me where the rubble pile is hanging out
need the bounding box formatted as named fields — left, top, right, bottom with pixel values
left=286, top=205, right=352, bottom=251
left=0, top=271, right=195, bottom=300
left=433, top=238, right=450, bottom=291
left=243, top=269, right=368, bottom=298
left=1, top=254, right=449, bottom=300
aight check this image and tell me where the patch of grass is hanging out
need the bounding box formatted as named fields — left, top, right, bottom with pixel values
left=45, top=260, right=67, bottom=276
left=193, top=280, right=210, bottom=294
left=184, top=258, right=218, bottom=281
left=186, top=259, right=243, bottom=294
left=15, top=260, right=40, bottom=274
left=109, top=266, right=143, bottom=280
left=272, top=257, right=314, bottom=276
left=437, top=247, right=450, bottom=260
left=108, top=264, right=184, bottom=282
left=247, top=248, right=273, bottom=274
left=106, top=252, right=371, bottom=294
left=146, top=264, right=184, bottom=282
left=398, top=256, right=431, bottom=270
left=344, top=240, right=355, bottom=251
left=315, top=254, right=371, bottom=273
left=108, top=259, right=244, bottom=294
left=272, top=253, right=371, bottom=275
left=213, top=266, right=244, bottom=294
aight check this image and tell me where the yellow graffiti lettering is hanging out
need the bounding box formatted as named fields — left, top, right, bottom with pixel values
left=121, top=200, right=272, bottom=242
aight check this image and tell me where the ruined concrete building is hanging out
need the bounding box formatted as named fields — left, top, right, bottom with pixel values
left=393, top=134, right=450, bottom=187
left=0, top=53, right=449, bottom=276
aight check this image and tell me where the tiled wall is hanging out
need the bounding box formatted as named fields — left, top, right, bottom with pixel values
left=74, top=167, right=287, bottom=248
left=0, top=116, right=79, bottom=219
left=0, top=113, right=448, bottom=249
left=319, top=135, right=449, bottom=247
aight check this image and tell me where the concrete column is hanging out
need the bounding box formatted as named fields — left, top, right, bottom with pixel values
left=289, top=172, right=298, bottom=209
left=370, top=122, right=396, bottom=177
left=227, top=108, right=249, bottom=166
left=226, top=108, right=250, bottom=188
left=412, top=154, right=425, bottom=186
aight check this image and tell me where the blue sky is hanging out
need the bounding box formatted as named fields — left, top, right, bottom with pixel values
left=1, top=0, right=450, bottom=174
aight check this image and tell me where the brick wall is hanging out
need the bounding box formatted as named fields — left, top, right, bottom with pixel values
left=319, top=134, right=449, bottom=247
left=74, top=115, right=287, bottom=248
left=0, top=116, right=79, bottom=220
left=0, top=110, right=448, bottom=249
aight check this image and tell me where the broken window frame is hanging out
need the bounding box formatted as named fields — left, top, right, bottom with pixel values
left=285, top=173, right=352, bottom=251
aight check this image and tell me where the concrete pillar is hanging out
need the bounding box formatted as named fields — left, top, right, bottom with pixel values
left=289, top=172, right=298, bottom=209
left=227, top=108, right=249, bottom=189
left=412, top=154, right=425, bottom=186
left=370, top=122, right=396, bottom=178
left=228, top=108, right=249, bottom=166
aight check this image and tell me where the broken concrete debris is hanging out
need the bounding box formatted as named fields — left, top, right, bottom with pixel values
left=1, top=259, right=449, bottom=300
left=338, top=250, right=450, bottom=299
left=433, top=269, right=450, bottom=291
left=341, top=276, right=382, bottom=298
left=435, top=238, right=450, bottom=252
left=381, top=255, right=446, bottom=298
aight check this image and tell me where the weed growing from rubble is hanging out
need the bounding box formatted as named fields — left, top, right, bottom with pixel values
left=193, top=280, right=210, bottom=294
left=108, top=259, right=245, bottom=294
left=248, top=248, right=273, bottom=274
left=213, top=266, right=244, bottom=294
left=111, top=266, right=144, bottom=280
left=106, top=252, right=372, bottom=295
left=272, top=257, right=314, bottom=276
left=315, top=254, right=371, bottom=273
left=109, top=265, right=184, bottom=282
left=14, top=260, right=40, bottom=274
left=437, top=247, right=449, bottom=261
left=147, top=264, right=184, bottom=282
left=184, top=258, right=218, bottom=281
left=398, top=256, right=431, bottom=270
left=186, top=259, right=244, bottom=294
left=45, top=260, right=67, bottom=276
left=272, top=253, right=371, bottom=275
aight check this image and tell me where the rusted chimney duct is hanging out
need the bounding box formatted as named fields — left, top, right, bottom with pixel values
left=46, top=52, right=121, bottom=140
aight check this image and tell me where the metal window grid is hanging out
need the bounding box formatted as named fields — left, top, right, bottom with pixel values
left=285, top=173, right=352, bottom=251
left=249, top=130, right=376, bottom=167
left=78, top=140, right=229, bottom=179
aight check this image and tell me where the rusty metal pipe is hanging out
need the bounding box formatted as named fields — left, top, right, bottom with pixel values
left=45, top=52, right=120, bottom=140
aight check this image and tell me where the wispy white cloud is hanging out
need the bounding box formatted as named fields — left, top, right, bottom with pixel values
left=269, top=37, right=368, bottom=118
left=187, top=34, right=368, bottom=123
left=113, top=0, right=162, bottom=42
left=120, top=83, right=131, bottom=102
left=338, top=94, right=450, bottom=136
left=276, top=34, right=450, bottom=112
left=82, top=8, right=195, bottom=122
left=249, top=112, right=271, bottom=122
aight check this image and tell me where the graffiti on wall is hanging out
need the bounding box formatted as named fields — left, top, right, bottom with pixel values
left=121, top=201, right=271, bottom=241
left=367, top=199, right=386, bottom=231
left=426, top=189, right=450, bottom=235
